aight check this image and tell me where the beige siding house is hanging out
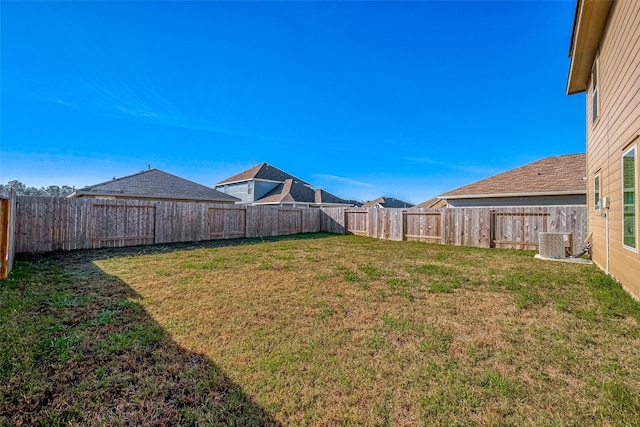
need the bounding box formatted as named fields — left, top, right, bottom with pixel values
left=567, top=0, right=640, bottom=298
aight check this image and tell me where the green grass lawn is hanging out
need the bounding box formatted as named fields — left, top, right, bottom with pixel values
left=2, top=233, right=640, bottom=426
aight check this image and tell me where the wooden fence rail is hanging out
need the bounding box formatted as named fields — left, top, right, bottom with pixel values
left=13, top=197, right=322, bottom=253
left=0, top=190, right=17, bottom=279
left=321, top=206, right=587, bottom=254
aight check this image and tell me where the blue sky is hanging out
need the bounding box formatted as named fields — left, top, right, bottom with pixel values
left=1, top=0, right=584, bottom=204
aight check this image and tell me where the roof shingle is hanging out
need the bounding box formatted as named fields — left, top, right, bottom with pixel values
left=254, top=179, right=351, bottom=206
left=216, top=163, right=309, bottom=186
left=439, top=154, right=586, bottom=199
left=362, top=197, right=414, bottom=208
left=71, top=169, right=239, bottom=203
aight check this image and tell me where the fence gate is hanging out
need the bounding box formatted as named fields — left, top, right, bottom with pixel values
left=277, top=209, right=303, bottom=235
left=92, top=202, right=156, bottom=248
left=208, top=208, right=246, bottom=239
left=345, top=210, right=368, bottom=235
left=403, top=211, right=442, bottom=243
left=491, top=209, right=550, bottom=250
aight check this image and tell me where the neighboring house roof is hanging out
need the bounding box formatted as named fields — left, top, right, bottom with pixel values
left=315, top=188, right=349, bottom=205
left=415, top=197, right=446, bottom=209
left=362, top=197, right=414, bottom=209
left=70, top=169, right=240, bottom=203
left=254, top=179, right=351, bottom=206
left=566, top=0, right=613, bottom=94
left=216, top=163, right=310, bottom=186
left=439, top=154, right=586, bottom=200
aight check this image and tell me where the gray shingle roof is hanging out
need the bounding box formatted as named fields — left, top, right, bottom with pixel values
left=439, top=153, right=586, bottom=199
left=254, top=179, right=351, bottom=206
left=315, top=189, right=350, bottom=204
left=362, top=197, right=414, bottom=208
left=216, top=163, right=310, bottom=186
left=71, top=169, right=240, bottom=203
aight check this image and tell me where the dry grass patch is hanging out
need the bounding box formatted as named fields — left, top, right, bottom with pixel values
left=2, top=233, right=640, bottom=425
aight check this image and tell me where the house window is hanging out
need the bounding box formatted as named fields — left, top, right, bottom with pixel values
left=594, top=175, right=601, bottom=211
left=591, top=58, right=599, bottom=124
left=247, top=181, right=254, bottom=195
left=623, top=146, right=636, bottom=249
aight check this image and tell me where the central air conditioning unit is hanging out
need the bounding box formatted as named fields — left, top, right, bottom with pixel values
left=539, top=232, right=573, bottom=258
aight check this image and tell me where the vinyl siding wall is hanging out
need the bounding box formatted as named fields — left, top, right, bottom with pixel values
left=446, top=194, right=586, bottom=208
left=215, top=181, right=280, bottom=204
left=587, top=0, right=640, bottom=298
left=216, top=182, right=253, bottom=204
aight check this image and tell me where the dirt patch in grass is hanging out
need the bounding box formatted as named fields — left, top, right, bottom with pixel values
left=2, top=233, right=640, bottom=425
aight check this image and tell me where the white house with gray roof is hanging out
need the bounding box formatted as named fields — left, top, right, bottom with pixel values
left=215, top=163, right=353, bottom=207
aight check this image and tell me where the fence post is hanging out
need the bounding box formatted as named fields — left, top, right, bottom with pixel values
left=344, top=209, right=348, bottom=235
left=440, top=208, right=447, bottom=245
left=0, top=190, right=16, bottom=280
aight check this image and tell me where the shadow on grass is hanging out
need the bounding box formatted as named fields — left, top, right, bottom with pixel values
left=57, top=232, right=337, bottom=264
left=1, top=248, right=282, bottom=425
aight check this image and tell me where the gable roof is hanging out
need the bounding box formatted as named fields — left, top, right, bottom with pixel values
left=254, top=179, right=351, bottom=206
left=362, top=197, right=414, bottom=209
left=216, top=163, right=310, bottom=186
left=70, top=169, right=240, bottom=203
left=415, top=197, right=446, bottom=209
left=439, top=154, right=586, bottom=200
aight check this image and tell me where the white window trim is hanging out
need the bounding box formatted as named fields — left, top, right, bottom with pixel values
left=622, top=144, right=638, bottom=252
left=594, top=174, right=601, bottom=212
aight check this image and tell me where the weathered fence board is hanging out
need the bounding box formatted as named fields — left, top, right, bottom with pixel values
left=208, top=207, right=246, bottom=240
left=278, top=209, right=303, bottom=235
left=320, top=208, right=346, bottom=234
left=302, top=208, right=321, bottom=234
left=369, top=208, right=405, bottom=241
left=492, top=208, right=549, bottom=250
left=13, top=197, right=324, bottom=253
left=92, top=201, right=156, bottom=248
left=490, top=207, right=586, bottom=253
left=321, top=206, right=587, bottom=253
left=345, top=209, right=368, bottom=236
left=403, top=210, right=441, bottom=242
left=10, top=196, right=587, bottom=256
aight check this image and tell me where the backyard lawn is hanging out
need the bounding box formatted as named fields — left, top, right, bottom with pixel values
left=2, top=233, right=640, bottom=425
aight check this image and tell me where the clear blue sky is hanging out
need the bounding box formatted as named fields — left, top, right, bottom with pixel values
left=1, top=0, right=584, bottom=204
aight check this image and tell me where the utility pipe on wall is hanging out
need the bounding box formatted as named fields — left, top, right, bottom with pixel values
left=603, top=196, right=610, bottom=274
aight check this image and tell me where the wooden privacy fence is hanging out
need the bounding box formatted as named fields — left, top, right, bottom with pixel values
left=320, top=206, right=587, bottom=254
left=2, top=197, right=588, bottom=265
left=13, top=196, right=322, bottom=253
left=0, top=191, right=17, bottom=279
